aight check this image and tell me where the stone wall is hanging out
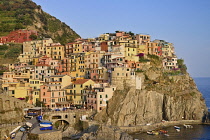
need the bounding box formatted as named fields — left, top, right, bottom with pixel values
left=28, top=131, right=62, bottom=140
left=0, top=94, right=33, bottom=125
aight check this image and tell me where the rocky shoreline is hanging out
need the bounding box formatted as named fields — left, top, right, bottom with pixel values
left=78, top=120, right=207, bottom=140
left=120, top=120, right=203, bottom=134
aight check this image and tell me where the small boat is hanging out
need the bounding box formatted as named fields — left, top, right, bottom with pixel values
left=174, top=126, right=180, bottom=129
left=40, top=120, right=53, bottom=125
left=40, top=124, right=52, bottom=127
left=10, top=126, right=21, bottom=134
left=147, top=130, right=154, bottom=135
left=159, top=130, right=168, bottom=134
left=26, top=122, right=33, bottom=128
left=40, top=125, right=53, bottom=131
left=176, top=129, right=180, bottom=132
left=147, top=130, right=159, bottom=135
left=37, top=115, right=43, bottom=121
left=184, top=124, right=193, bottom=128
left=20, top=127, right=26, bottom=132
left=10, top=132, right=16, bottom=139
left=164, top=134, right=170, bottom=136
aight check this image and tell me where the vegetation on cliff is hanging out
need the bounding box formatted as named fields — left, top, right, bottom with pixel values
left=0, top=0, right=80, bottom=44
left=0, top=43, right=22, bottom=66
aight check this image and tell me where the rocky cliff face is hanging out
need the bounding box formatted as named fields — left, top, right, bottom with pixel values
left=0, top=94, right=33, bottom=124
left=95, top=57, right=207, bottom=127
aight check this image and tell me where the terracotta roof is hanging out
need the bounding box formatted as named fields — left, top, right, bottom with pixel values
left=74, top=79, right=90, bottom=84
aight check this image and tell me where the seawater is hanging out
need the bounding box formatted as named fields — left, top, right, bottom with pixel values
left=131, top=77, right=210, bottom=140
left=194, top=77, right=210, bottom=109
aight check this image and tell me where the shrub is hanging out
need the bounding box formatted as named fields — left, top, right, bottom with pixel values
left=139, top=57, right=150, bottom=62
left=148, top=54, right=159, bottom=60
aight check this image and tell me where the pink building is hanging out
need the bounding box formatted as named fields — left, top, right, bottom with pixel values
left=40, top=84, right=69, bottom=109
left=38, top=56, right=52, bottom=65
left=115, top=31, right=125, bottom=37
left=82, top=41, right=96, bottom=52
left=87, top=83, right=116, bottom=112
left=126, top=61, right=136, bottom=69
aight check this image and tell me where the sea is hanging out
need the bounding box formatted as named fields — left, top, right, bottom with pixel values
left=132, top=77, right=210, bottom=140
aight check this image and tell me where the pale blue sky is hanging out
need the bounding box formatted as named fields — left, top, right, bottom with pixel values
left=32, top=0, right=210, bottom=77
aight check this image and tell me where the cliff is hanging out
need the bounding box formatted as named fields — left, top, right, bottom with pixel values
left=95, top=56, right=207, bottom=127
left=0, top=94, right=33, bottom=124
left=0, top=0, right=80, bottom=44
left=0, top=94, right=33, bottom=139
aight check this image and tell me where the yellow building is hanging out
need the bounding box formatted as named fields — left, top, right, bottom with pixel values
left=98, top=34, right=109, bottom=42
left=125, top=46, right=137, bottom=57
left=32, top=57, right=39, bottom=65
left=146, top=42, right=159, bottom=55
left=137, top=44, right=147, bottom=54
left=14, top=82, right=30, bottom=99
left=70, top=79, right=95, bottom=105
left=28, top=79, right=43, bottom=105
left=72, top=42, right=83, bottom=53
left=21, top=38, right=53, bottom=63
left=46, top=75, right=72, bottom=89
left=68, top=53, right=85, bottom=80
left=46, top=44, right=65, bottom=60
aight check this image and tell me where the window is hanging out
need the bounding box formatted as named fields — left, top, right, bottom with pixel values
left=100, top=95, right=102, bottom=98
left=105, top=94, right=108, bottom=98
left=100, top=101, right=102, bottom=104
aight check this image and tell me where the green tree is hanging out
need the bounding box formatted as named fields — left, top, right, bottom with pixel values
left=177, top=59, right=187, bottom=73
left=14, top=23, right=24, bottom=30
left=35, top=100, right=46, bottom=107
left=29, top=34, right=37, bottom=40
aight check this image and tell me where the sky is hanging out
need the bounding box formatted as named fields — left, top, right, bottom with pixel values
left=32, top=0, right=210, bottom=77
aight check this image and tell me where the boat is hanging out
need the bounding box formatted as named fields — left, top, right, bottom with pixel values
left=147, top=130, right=159, bottom=135
left=176, top=129, right=180, bottom=132
left=164, top=134, right=170, bottom=136
left=40, top=124, right=52, bottom=127
left=174, top=126, right=181, bottom=129
left=26, top=122, right=33, bottom=128
left=40, top=125, right=53, bottom=131
left=159, top=130, right=168, bottom=134
left=40, top=120, right=53, bottom=125
left=37, top=115, right=43, bottom=121
left=10, top=132, right=16, bottom=139
left=184, top=124, right=193, bottom=128
left=10, top=126, right=21, bottom=134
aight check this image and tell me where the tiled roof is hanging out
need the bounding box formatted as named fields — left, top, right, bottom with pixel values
left=74, top=79, right=90, bottom=84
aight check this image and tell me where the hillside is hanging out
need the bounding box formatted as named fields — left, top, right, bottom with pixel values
left=0, top=43, right=22, bottom=65
left=0, top=0, right=80, bottom=44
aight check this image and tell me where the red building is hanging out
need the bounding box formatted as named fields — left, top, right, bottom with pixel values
left=100, top=41, right=108, bottom=52
left=0, top=29, right=38, bottom=44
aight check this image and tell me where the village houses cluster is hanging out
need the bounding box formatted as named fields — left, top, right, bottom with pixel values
left=1, top=30, right=178, bottom=112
